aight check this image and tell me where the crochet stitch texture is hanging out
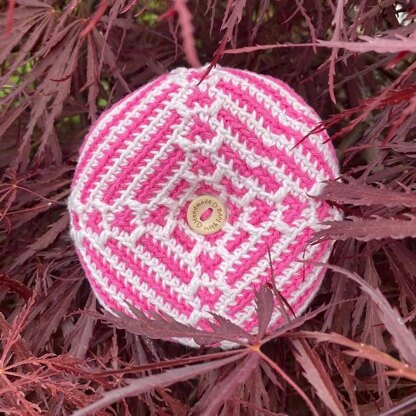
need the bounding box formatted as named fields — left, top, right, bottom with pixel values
left=68, top=65, right=341, bottom=348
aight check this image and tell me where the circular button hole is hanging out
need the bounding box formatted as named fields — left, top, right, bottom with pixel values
left=200, top=208, right=213, bottom=221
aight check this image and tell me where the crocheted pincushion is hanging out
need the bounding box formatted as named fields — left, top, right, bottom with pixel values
left=68, top=65, right=341, bottom=348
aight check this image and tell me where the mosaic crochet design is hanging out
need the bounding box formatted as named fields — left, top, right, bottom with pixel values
left=68, top=65, right=342, bottom=347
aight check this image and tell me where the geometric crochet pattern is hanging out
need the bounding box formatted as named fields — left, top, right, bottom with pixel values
left=68, top=65, right=342, bottom=348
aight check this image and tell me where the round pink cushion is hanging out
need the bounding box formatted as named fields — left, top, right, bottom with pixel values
left=68, top=65, right=341, bottom=348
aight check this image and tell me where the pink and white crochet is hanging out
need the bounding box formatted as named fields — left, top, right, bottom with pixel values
left=68, top=65, right=341, bottom=348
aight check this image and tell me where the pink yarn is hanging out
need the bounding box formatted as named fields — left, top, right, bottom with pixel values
left=68, top=65, right=341, bottom=348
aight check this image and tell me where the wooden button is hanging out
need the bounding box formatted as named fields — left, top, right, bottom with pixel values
left=187, top=195, right=227, bottom=235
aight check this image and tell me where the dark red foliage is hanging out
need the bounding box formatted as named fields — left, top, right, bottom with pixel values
left=1, top=1, right=416, bottom=415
